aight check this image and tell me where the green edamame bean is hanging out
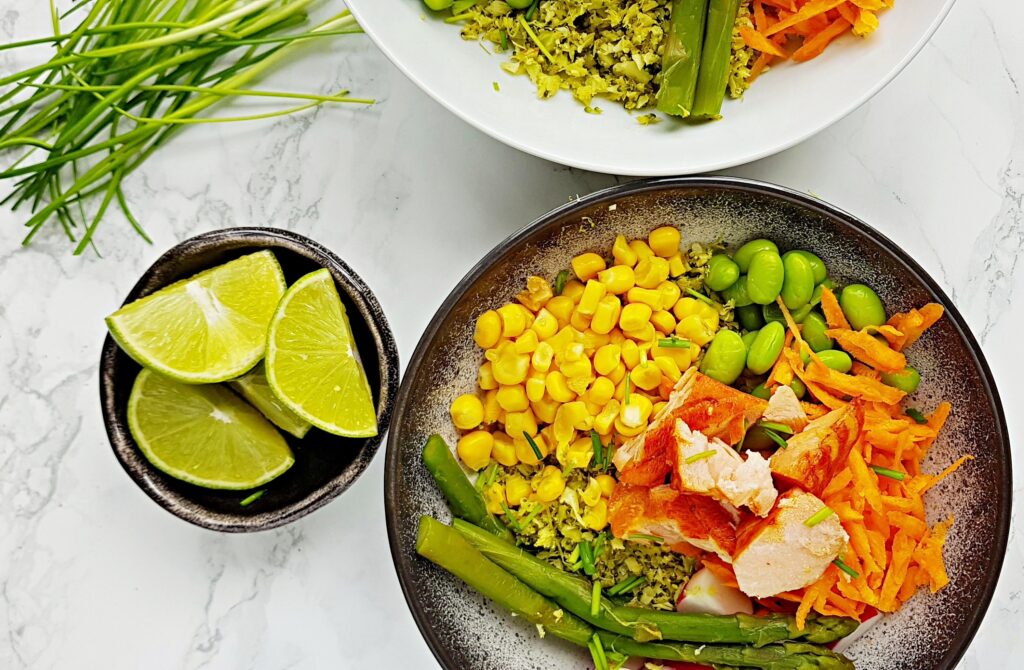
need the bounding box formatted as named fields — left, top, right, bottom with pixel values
left=751, top=384, right=772, bottom=400
left=747, top=251, right=785, bottom=305
left=763, top=302, right=812, bottom=325
left=736, top=304, right=765, bottom=331
left=742, top=425, right=780, bottom=451
left=880, top=366, right=921, bottom=393
left=801, top=312, right=832, bottom=353
left=788, top=250, right=828, bottom=285
left=790, top=378, right=807, bottom=399
left=741, top=329, right=759, bottom=351
left=840, top=284, right=887, bottom=330
left=781, top=252, right=815, bottom=310
left=721, top=276, right=753, bottom=307
left=733, top=239, right=779, bottom=273
left=816, top=349, right=853, bottom=373
left=699, top=330, right=747, bottom=385
left=810, top=278, right=836, bottom=307
left=423, top=0, right=455, bottom=10
left=705, top=254, right=740, bottom=292
left=746, top=321, right=786, bottom=375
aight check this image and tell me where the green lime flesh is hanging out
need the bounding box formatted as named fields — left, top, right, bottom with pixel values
left=230, top=362, right=312, bottom=439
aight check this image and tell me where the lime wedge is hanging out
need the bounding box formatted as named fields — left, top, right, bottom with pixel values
left=128, top=369, right=294, bottom=489
left=230, top=362, right=312, bottom=439
left=266, top=269, right=378, bottom=437
left=106, top=250, right=286, bottom=383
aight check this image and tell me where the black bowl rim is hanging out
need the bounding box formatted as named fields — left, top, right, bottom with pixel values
left=100, top=226, right=400, bottom=533
left=384, top=176, right=1012, bottom=669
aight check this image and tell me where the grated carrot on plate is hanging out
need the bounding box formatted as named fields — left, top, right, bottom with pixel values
left=825, top=328, right=907, bottom=372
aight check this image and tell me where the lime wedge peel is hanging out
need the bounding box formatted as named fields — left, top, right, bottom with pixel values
left=266, top=268, right=378, bottom=438
left=230, top=362, right=312, bottom=439
left=128, top=368, right=295, bottom=490
left=106, top=250, right=286, bottom=384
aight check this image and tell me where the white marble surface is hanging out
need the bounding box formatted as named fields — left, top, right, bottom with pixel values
left=0, top=1, right=1021, bottom=668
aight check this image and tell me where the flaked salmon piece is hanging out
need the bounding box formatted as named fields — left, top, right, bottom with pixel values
left=608, top=483, right=737, bottom=561
left=770, top=403, right=862, bottom=497
left=613, top=368, right=768, bottom=486
left=762, top=384, right=808, bottom=432
left=672, top=420, right=778, bottom=517
left=733, top=489, right=848, bottom=598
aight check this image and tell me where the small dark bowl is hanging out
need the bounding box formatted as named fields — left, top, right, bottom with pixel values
left=385, top=177, right=1011, bottom=670
left=101, top=228, right=399, bottom=532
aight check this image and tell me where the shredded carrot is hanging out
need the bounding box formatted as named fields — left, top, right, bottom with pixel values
left=885, top=303, right=945, bottom=351
left=819, top=287, right=851, bottom=329
left=749, top=52, right=775, bottom=83
left=765, top=0, right=847, bottom=35
left=740, top=26, right=788, bottom=57
left=825, top=328, right=907, bottom=372
left=754, top=0, right=770, bottom=31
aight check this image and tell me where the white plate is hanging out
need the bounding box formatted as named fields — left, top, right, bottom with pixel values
left=347, top=0, right=955, bottom=176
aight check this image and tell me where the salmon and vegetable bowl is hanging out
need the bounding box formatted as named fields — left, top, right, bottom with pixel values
left=413, top=226, right=970, bottom=669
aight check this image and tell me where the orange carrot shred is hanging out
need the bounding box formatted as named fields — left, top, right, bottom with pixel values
left=740, top=26, right=788, bottom=57
left=825, top=328, right=907, bottom=372
left=765, top=0, right=848, bottom=35
left=819, top=287, right=851, bottom=329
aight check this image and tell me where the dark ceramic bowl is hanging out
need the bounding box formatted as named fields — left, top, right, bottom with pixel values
left=385, top=178, right=1011, bottom=669
left=101, top=228, right=399, bottom=532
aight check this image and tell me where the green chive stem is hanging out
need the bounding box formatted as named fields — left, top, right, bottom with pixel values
left=804, top=506, right=835, bottom=528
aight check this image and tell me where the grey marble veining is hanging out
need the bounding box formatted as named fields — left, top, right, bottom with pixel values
left=0, top=1, right=1021, bottom=668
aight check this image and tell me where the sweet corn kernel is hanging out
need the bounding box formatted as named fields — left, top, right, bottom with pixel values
left=613, top=234, right=638, bottom=267
left=586, top=401, right=602, bottom=416
left=621, top=339, right=641, bottom=369
left=582, top=328, right=610, bottom=353
left=577, top=280, right=607, bottom=316
left=514, top=328, right=539, bottom=354
left=588, top=376, right=616, bottom=406
left=608, top=329, right=626, bottom=345
left=531, top=341, right=554, bottom=373
left=623, top=323, right=656, bottom=343
left=590, top=295, right=622, bottom=335
left=623, top=288, right=658, bottom=311
left=562, top=279, right=585, bottom=304
left=615, top=416, right=646, bottom=437
left=607, top=362, right=626, bottom=384
left=525, top=374, right=546, bottom=403
left=457, top=430, right=493, bottom=471
left=505, top=474, right=532, bottom=506
left=531, top=395, right=559, bottom=424
left=596, top=474, right=617, bottom=497
left=450, top=393, right=484, bottom=430
left=594, top=400, right=620, bottom=434
left=504, top=408, right=538, bottom=440
left=673, top=297, right=720, bottom=330
left=534, top=466, right=566, bottom=502
left=554, top=401, right=591, bottom=444
left=657, top=281, right=682, bottom=310
left=570, top=309, right=592, bottom=332
left=582, top=498, right=609, bottom=530
left=492, top=432, right=518, bottom=466
left=496, top=384, right=529, bottom=412
left=634, top=256, right=670, bottom=289
left=546, top=325, right=580, bottom=356
left=594, top=344, right=622, bottom=376
left=492, top=343, right=531, bottom=384
left=581, top=476, right=603, bottom=506
left=483, top=389, right=501, bottom=424
left=631, top=363, right=662, bottom=391
left=497, top=303, right=527, bottom=338
left=668, top=253, right=686, bottom=278
left=545, top=296, right=575, bottom=326
left=545, top=371, right=577, bottom=403
left=484, top=483, right=506, bottom=515
left=648, top=226, right=681, bottom=257
left=572, top=252, right=607, bottom=282
left=654, top=355, right=683, bottom=383
left=653, top=401, right=668, bottom=417
left=597, top=265, right=635, bottom=294
left=515, top=432, right=548, bottom=465
left=474, top=310, right=502, bottom=349
left=675, top=314, right=715, bottom=346
left=531, top=308, right=559, bottom=340
left=651, top=310, right=677, bottom=335
left=559, top=437, right=594, bottom=470
left=559, top=341, right=585, bottom=364
left=517, top=276, right=554, bottom=312
left=619, top=394, right=653, bottom=428
left=651, top=342, right=693, bottom=369
left=560, top=356, right=593, bottom=381
left=629, top=239, right=655, bottom=262
left=619, top=303, right=653, bottom=332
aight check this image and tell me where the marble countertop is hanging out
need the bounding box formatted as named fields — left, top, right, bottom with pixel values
left=0, top=1, right=1020, bottom=668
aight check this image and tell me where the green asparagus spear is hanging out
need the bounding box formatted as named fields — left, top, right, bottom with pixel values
left=417, top=517, right=855, bottom=670
left=656, top=0, right=711, bottom=117
left=422, top=435, right=514, bottom=541
left=692, top=0, right=743, bottom=118
left=455, top=519, right=858, bottom=646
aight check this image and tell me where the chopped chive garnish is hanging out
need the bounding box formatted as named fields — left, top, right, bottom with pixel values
left=589, top=633, right=610, bottom=670
left=763, top=427, right=789, bottom=449
left=640, top=347, right=648, bottom=368
left=758, top=421, right=794, bottom=435
left=593, top=531, right=608, bottom=557
left=685, top=449, right=717, bottom=464
left=591, top=429, right=605, bottom=469
left=687, top=288, right=715, bottom=305
left=499, top=29, right=509, bottom=51
left=608, top=575, right=646, bottom=596
left=523, top=431, right=544, bottom=460
left=657, top=337, right=691, bottom=349
left=624, top=372, right=632, bottom=405
left=567, top=544, right=581, bottom=563
left=606, top=650, right=628, bottom=670
left=869, top=465, right=907, bottom=481
left=554, top=270, right=569, bottom=295
left=833, top=557, right=860, bottom=579
left=525, top=0, right=540, bottom=21
left=626, top=533, right=663, bottom=544
left=520, top=503, right=545, bottom=528
left=579, top=540, right=596, bottom=576
left=492, top=81, right=499, bottom=92
left=476, top=462, right=499, bottom=492
left=591, top=581, right=602, bottom=616
left=240, top=490, right=265, bottom=506
left=804, top=506, right=835, bottom=528
left=499, top=502, right=522, bottom=532
left=906, top=408, right=928, bottom=424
